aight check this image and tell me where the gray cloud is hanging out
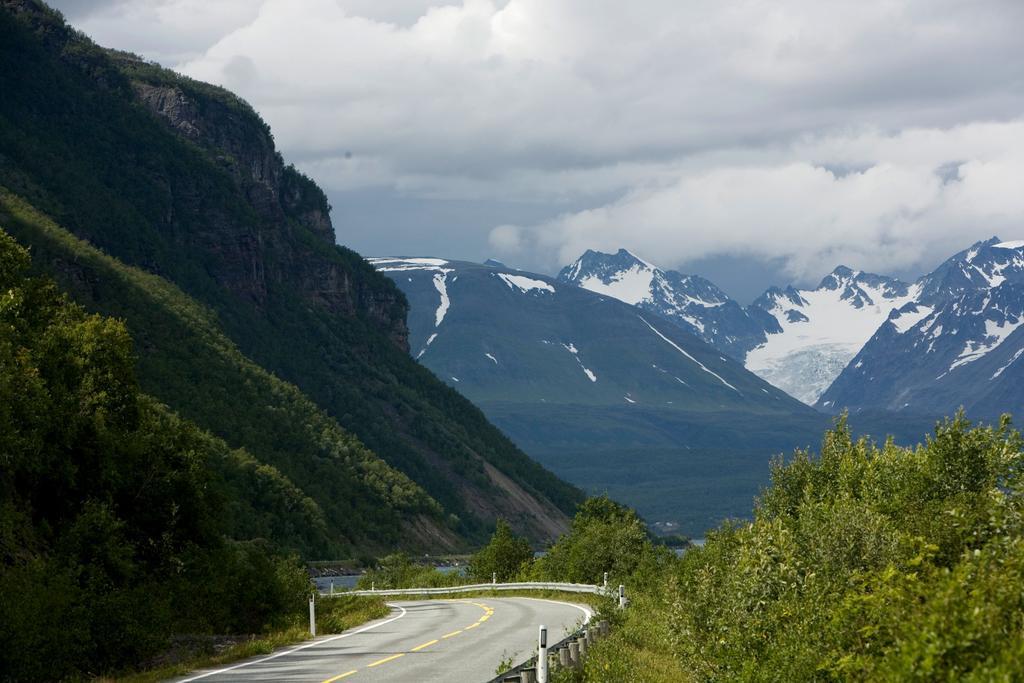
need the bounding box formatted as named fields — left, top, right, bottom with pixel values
left=52, top=0, right=1024, bottom=288
left=49, top=0, right=125, bottom=19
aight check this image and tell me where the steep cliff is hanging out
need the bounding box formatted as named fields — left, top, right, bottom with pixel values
left=0, top=0, right=581, bottom=544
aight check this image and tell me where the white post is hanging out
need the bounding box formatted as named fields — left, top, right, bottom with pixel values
left=618, top=584, right=626, bottom=609
left=492, top=571, right=497, bottom=585
left=537, top=625, right=549, bottom=683
left=309, top=594, right=316, bottom=636
left=330, top=580, right=334, bottom=596
left=371, top=581, right=375, bottom=592
left=603, top=572, right=608, bottom=589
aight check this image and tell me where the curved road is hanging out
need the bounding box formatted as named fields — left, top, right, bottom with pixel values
left=171, top=597, right=591, bottom=682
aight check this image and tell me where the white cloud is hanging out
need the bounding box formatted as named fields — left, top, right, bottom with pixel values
left=53, top=0, right=1024, bottom=281
left=498, top=122, right=1024, bottom=281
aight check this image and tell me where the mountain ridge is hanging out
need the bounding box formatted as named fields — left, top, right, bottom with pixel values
left=558, top=248, right=919, bottom=404
left=373, top=255, right=827, bottom=534
left=0, top=0, right=580, bottom=546
left=819, top=237, right=1024, bottom=418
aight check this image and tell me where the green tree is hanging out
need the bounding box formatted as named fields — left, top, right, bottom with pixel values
left=0, top=228, right=311, bottom=679
left=470, top=519, right=533, bottom=582
left=537, top=496, right=652, bottom=584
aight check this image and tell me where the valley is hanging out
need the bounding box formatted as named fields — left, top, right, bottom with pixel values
left=3, top=0, right=1023, bottom=680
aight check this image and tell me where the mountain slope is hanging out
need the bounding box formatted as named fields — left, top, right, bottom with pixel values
left=0, top=0, right=579, bottom=545
left=820, top=239, right=1024, bottom=418
left=374, top=256, right=809, bottom=410
left=558, top=248, right=773, bottom=360
left=559, top=249, right=921, bottom=404
left=374, top=257, right=827, bottom=533
left=1, top=191, right=447, bottom=555
left=745, top=268, right=920, bottom=403
left=0, top=227, right=321, bottom=679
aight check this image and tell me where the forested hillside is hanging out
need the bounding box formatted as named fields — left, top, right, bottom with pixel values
left=0, top=193, right=444, bottom=557
left=0, top=229, right=317, bottom=679
left=0, top=0, right=581, bottom=544
left=544, top=415, right=1024, bottom=682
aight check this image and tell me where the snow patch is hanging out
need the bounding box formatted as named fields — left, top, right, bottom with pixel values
left=950, top=317, right=1024, bottom=371
left=432, top=272, right=451, bottom=327
left=891, top=305, right=933, bottom=334
left=639, top=316, right=739, bottom=393
left=498, top=273, right=555, bottom=294
left=562, top=342, right=597, bottom=382
left=624, top=395, right=636, bottom=404
left=994, top=240, right=1024, bottom=250
left=371, top=257, right=451, bottom=272
left=485, top=353, right=498, bottom=364
left=992, top=347, right=1024, bottom=379
left=576, top=264, right=655, bottom=305
left=416, top=332, right=439, bottom=359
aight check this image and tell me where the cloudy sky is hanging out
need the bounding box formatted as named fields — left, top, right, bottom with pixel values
left=53, top=0, right=1024, bottom=301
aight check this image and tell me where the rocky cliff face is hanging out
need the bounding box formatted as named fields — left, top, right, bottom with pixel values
left=0, top=0, right=582, bottom=544
left=128, top=72, right=409, bottom=349
left=2, top=1, right=408, bottom=348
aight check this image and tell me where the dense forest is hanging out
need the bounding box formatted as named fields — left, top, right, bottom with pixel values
left=0, top=190, right=443, bottom=558
left=0, top=229, right=319, bottom=678
left=0, top=0, right=582, bottom=549
left=0, top=1, right=581, bottom=677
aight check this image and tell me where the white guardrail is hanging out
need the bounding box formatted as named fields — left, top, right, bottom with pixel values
left=324, top=581, right=611, bottom=598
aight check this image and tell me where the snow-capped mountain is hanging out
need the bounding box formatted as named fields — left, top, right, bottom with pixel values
left=558, top=249, right=774, bottom=361
left=916, top=238, right=1024, bottom=304
left=371, top=255, right=825, bottom=535
left=820, top=239, right=1024, bottom=417
left=372, top=255, right=805, bottom=410
left=746, top=267, right=920, bottom=404
left=558, top=249, right=919, bottom=405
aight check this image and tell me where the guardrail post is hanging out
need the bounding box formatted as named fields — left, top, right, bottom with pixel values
left=578, top=634, right=587, bottom=659
left=537, top=625, right=548, bottom=683
left=308, top=594, right=316, bottom=636
left=618, top=584, right=626, bottom=609
left=568, top=641, right=580, bottom=668
left=558, top=646, right=570, bottom=668
left=522, top=669, right=536, bottom=683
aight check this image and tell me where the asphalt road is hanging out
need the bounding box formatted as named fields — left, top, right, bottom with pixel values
left=170, top=597, right=592, bottom=682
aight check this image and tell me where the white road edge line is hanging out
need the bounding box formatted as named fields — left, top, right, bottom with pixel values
left=177, top=604, right=409, bottom=682
left=502, top=596, right=594, bottom=623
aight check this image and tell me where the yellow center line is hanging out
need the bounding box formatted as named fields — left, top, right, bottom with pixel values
left=321, top=601, right=493, bottom=681
left=368, top=653, right=405, bottom=668
left=411, top=638, right=439, bottom=652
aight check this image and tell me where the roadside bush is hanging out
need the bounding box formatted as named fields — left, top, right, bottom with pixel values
left=356, top=552, right=464, bottom=589
left=470, top=518, right=533, bottom=582
left=535, top=496, right=653, bottom=584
